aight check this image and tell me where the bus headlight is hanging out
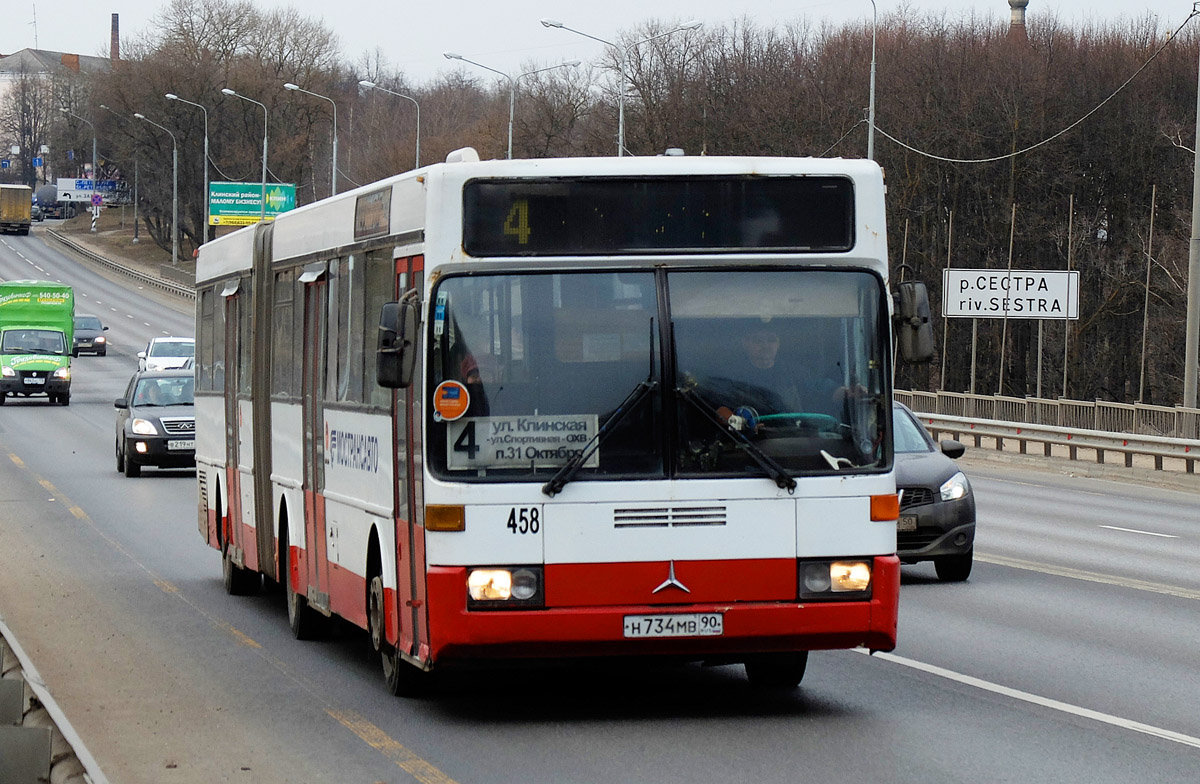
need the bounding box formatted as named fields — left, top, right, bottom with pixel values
left=1, top=366, right=14, bottom=377
left=53, top=366, right=70, bottom=380
left=799, top=560, right=872, bottom=600
left=467, top=566, right=543, bottom=608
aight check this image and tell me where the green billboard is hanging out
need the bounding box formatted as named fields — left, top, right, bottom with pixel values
left=209, top=182, right=296, bottom=226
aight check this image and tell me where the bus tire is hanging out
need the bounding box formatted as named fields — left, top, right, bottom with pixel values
left=744, top=651, right=808, bottom=689
left=282, top=525, right=323, bottom=640
left=370, top=574, right=431, bottom=697
left=222, top=539, right=261, bottom=596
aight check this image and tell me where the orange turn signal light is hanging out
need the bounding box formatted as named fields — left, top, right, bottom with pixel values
left=425, top=505, right=465, bottom=531
left=870, top=494, right=899, bottom=521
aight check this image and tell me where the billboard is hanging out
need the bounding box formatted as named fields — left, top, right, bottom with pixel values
left=209, top=182, right=296, bottom=226
left=942, top=269, right=1079, bottom=320
left=56, top=178, right=122, bottom=202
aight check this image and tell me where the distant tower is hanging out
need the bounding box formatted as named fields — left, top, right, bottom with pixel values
left=1008, top=0, right=1029, bottom=43
left=110, top=13, right=119, bottom=60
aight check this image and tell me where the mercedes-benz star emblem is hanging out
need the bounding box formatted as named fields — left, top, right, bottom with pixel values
left=652, top=560, right=690, bottom=594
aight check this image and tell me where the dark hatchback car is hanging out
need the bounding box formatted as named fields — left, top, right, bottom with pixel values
left=114, top=369, right=196, bottom=477
left=73, top=314, right=109, bottom=356
left=894, top=401, right=976, bottom=582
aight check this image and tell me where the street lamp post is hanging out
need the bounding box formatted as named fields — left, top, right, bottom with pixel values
left=867, top=0, right=877, bottom=160
left=59, top=107, right=98, bottom=230
left=357, top=81, right=421, bottom=168
left=133, top=113, right=179, bottom=264
left=222, top=88, right=269, bottom=220
left=283, top=82, right=338, bottom=197
left=165, top=93, right=211, bottom=242
left=442, top=54, right=579, bottom=160
left=98, top=104, right=139, bottom=243
left=540, top=18, right=701, bottom=157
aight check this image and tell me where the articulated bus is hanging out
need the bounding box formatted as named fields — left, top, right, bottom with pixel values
left=195, top=148, right=933, bottom=694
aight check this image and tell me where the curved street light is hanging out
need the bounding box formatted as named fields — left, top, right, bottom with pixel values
left=58, top=107, right=98, bottom=230
left=98, top=104, right=139, bottom=243
left=221, top=88, right=269, bottom=220
left=133, top=113, right=179, bottom=264
left=540, top=18, right=701, bottom=156
left=443, top=54, right=580, bottom=160
left=165, top=93, right=211, bottom=241
left=283, top=82, right=338, bottom=197
left=358, top=80, right=421, bottom=169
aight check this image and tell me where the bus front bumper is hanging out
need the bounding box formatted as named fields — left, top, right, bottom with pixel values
left=424, top=556, right=899, bottom=664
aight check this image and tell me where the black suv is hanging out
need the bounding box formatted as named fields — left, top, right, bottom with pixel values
left=114, top=369, right=196, bottom=477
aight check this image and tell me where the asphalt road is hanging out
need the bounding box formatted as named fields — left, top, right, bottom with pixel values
left=1, top=229, right=1198, bottom=783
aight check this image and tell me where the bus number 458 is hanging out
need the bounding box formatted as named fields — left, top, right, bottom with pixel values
left=507, top=507, right=540, bottom=534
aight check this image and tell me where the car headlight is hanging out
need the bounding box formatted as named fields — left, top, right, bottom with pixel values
left=95, top=336, right=106, bottom=344
left=1, top=366, right=14, bottom=377
left=467, top=566, right=543, bottom=608
left=52, top=367, right=70, bottom=379
left=131, top=418, right=159, bottom=435
left=939, top=471, right=970, bottom=501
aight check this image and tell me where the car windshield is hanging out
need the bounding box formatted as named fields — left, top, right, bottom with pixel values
left=134, top=377, right=195, bottom=406
left=75, top=317, right=103, bottom=330
left=150, top=341, right=194, bottom=358
left=1, top=329, right=65, bottom=355
left=427, top=268, right=889, bottom=482
left=893, top=407, right=934, bottom=453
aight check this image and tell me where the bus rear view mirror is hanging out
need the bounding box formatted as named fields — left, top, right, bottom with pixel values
left=894, top=281, right=934, bottom=363
left=377, top=301, right=418, bottom=388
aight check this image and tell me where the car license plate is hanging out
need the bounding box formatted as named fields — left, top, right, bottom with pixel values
left=167, top=439, right=195, bottom=451
left=23, top=377, right=44, bottom=385
left=623, top=613, right=723, bottom=638
left=898, top=515, right=918, bottom=532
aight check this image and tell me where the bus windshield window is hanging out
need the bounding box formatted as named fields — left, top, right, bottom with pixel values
left=671, top=269, right=887, bottom=476
left=429, top=272, right=662, bottom=480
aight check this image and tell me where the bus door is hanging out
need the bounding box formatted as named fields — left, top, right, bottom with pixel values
left=221, top=281, right=246, bottom=566
left=300, top=263, right=331, bottom=613
left=394, top=254, right=427, bottom=659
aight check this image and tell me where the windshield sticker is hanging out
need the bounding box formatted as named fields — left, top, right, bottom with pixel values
left=432, top=380, right=470, bottom=422
left=433, top=291, right=448, bottom=338
left=446, top=415, right=599, bottom=470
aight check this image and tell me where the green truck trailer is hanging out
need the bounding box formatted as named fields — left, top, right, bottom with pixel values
left=0, top=281, right=74, bottom=405
left=0, top=184, right=34, bottom=235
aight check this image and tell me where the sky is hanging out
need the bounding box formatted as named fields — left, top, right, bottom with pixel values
left=1, top=0, right=1184, bottom=84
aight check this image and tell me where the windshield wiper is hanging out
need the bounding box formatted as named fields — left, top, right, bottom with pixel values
left=541, top=378, right=658, bottom=497
left=677, top=386, right=796, bottom=492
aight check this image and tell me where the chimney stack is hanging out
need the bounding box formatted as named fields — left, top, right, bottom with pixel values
left=111, top=14, right=119, bottom=61
left=1007, top=0, right=1029, bottom=43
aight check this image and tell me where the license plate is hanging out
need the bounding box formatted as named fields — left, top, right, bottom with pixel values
left=623, top=613, right=723, bottom=638
left=23, top=377, right=45, bottom=385
left=898, top=515, right=918, bottom=532
left=167, top=440, right=195, bottom=451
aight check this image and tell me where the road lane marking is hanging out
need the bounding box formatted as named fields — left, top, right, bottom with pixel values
left=977, top=553, right=1200, bottom=601
left=1098, top=525, right=1178, bottom=538
left=859, top=649, right=1200, bottom=750
left=3, top=439, right=457, bottom=784
left=327, top=710, right=460, bottom=784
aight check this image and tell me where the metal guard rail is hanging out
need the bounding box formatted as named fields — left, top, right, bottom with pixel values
left=915, top=412, right=1198, bottom=474
left=46, top=229, right=195, bottom=300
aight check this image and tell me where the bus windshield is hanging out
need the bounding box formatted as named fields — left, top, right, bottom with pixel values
left=428, top=268, right=888, bottom=482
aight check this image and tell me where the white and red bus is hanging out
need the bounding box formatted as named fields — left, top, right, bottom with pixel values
left=195, top=149, right=933, bottom=694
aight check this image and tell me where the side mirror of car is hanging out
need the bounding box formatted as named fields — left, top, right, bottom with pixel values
left=893, top=281, right=935, bottom=364
left=114, top=398, right=128, bottom=409
left=103, top=325, right=109, bottom=331
left=137, top=351, right=146, bottom=359
left=940, top=439, right=965, bottom=459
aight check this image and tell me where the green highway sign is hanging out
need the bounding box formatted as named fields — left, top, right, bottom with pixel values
left=209, top=182, right=296, bottom=226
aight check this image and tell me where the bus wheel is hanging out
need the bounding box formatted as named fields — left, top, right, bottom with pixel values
left=222, top=540, right=261, bottom=596
left=744, top=652, right=808, bottom=689
left=283, top=537, right=323, bottom=640
left=370, top=575, right=431, bottom=697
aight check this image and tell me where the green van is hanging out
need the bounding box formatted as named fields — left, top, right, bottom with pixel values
left=0, top=280, right=75, bottom=406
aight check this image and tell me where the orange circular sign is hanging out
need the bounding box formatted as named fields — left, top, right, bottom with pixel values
left=433, top=380, right=470, bottom=421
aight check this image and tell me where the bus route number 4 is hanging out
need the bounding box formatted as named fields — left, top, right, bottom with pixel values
left=507, top=507, right=540, bottom=535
